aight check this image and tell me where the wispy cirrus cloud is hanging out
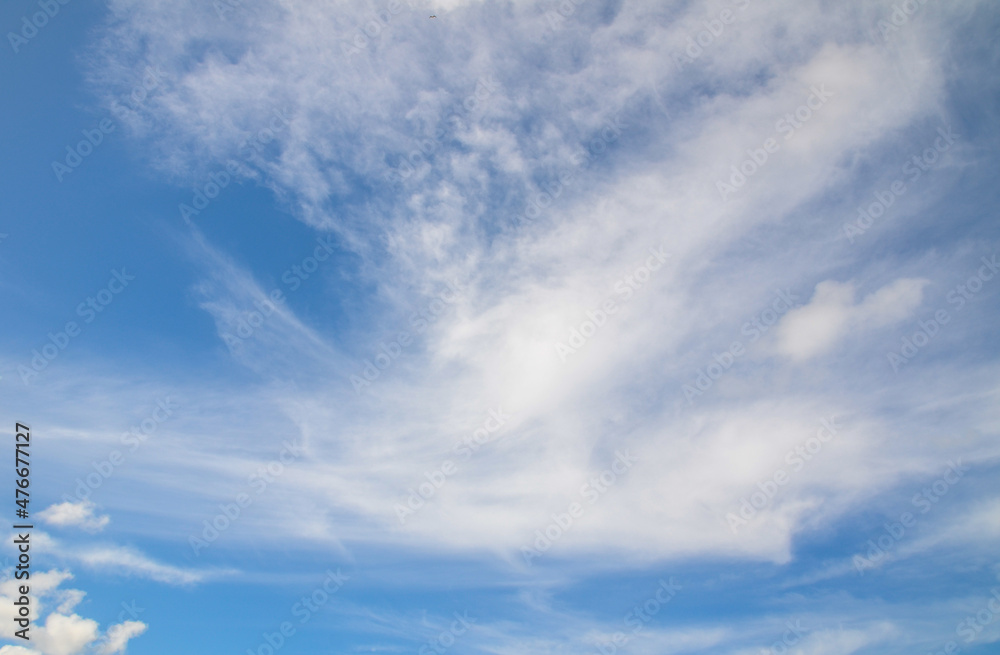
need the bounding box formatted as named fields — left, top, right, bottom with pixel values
left=0, top=0, right=991, bottom=652
left=59, top=0, right=997, bottom=567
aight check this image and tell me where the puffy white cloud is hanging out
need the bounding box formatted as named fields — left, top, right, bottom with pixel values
left=31, top=614, right=99, bottom=655
left=96, top=621, right=147, bottom=655
left=0, top=646, right=41, bottom=655
left=0, top=570, right=146, bottom=655
left=772, top=277, right=929, bottom=361
left=54, top=592, right=85, bottom=616
left=38, top=501, right=109, bottom=534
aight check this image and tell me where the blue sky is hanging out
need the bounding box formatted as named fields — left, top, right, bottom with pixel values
left=1, top=0, right=999, bottom=653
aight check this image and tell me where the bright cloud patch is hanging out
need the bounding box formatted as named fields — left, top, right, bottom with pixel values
left=0, top=571, right=146, bottom=655
left=96, top=622, right=146, bottom=655
left=38, top=502, right=109, bottom=534
left=772, top=277, right=929, bottom=361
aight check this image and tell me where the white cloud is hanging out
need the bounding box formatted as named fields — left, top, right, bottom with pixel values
left=72, top=546, right=207, bottom=586
left=790, top=624, right=897, bottom=655
left=96, top=621, right=147, bottom=655
left=54, top=592, right=85, bottom=616
left=44, top=0, right=993, bottom=570
left=0, top=1, right=990, bottom=654
left=772, top=277, right=929, bottom=361
left=0, top=570, right=146, bottom=655
left=31, top=614, right=99, bottom=655
left=38, top=501, right=109, bottom=533
left=12, top=529, right=223, bottom=586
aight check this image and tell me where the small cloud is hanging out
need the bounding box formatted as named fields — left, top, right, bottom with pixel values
left=38, top=501, right=110, bottom=533
left=854, top=277, right=931, bottom=327
left=32, top=612, right=99, bottom=655
left=97, top=621, right=147, bottom=655
left=773, top=278, right=928, bottom=361
left=74, top=546, right=210, bottom=585
left=0, top=646, right=41, bottom=654
left=56, top=589, right=86, bottom=615
left=19, top=531, right=228, bottom=586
